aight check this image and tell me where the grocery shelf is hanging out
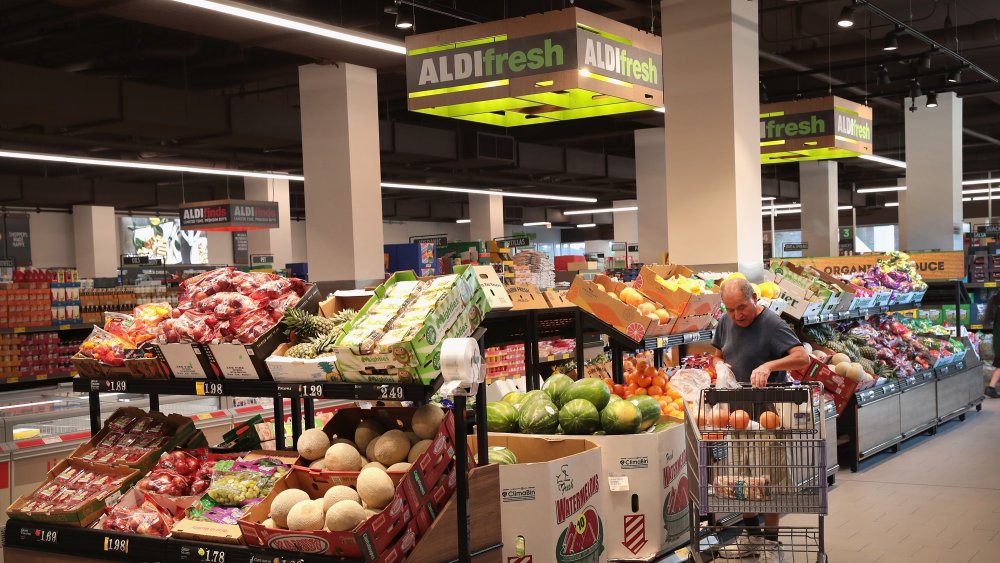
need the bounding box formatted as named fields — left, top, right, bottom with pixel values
left=0, top=371, right=76, bottom=390
left=538, top=352, right=574, bottom=363
left=0, top=323, right=90, bottom=335
left=789, top=302, right=918, bottom=328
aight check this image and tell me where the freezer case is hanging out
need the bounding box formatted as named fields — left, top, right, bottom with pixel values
left=899, top=370, right=938, bottom=439
left=823, top=398, right=839, bottom=484
left=855, top=381, right=902, bottom=460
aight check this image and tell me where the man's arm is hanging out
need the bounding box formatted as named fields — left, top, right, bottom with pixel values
left=749, top=345, right=810, bottom=387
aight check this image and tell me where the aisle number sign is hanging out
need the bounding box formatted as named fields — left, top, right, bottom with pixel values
left=781, top=251, right=964, bottom=281
left=760, top=96, right=873, bottom=164
left=405, top=7, right=662, bottom=127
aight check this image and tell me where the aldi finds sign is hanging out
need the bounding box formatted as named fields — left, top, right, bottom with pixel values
left=760, top=96, right=873, bottom=164
left=405, top=7, right=662, bottom=127
left=180, top=199, right=279, bottom=231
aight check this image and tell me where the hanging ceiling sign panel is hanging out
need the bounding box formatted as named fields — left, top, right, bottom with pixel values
left=180, top=199, right=279, bottom=231
left=760, top=96, right=873, bottom=164
left=405, top=7, right=663, bottom=126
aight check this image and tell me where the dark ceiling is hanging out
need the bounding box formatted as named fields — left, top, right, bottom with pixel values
left=0, top=0, right=998, bottom=223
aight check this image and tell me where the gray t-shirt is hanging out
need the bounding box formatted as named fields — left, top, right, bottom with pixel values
left=711, top=307, right=802, bottom=383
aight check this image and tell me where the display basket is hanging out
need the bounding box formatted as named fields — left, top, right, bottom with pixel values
left=690, top=383, right=829, bottom=516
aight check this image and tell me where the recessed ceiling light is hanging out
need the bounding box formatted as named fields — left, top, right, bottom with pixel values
left=563, top=206, right=638, bottom=216
left=576, top=223, right=597, bottom=228
left=455, top=219, right=470, bottom=224
left=381, top=182, right=597, bottom=203
left=859, top=154, right=907, bottom=168
left=856, top=185, right=907, bottom=193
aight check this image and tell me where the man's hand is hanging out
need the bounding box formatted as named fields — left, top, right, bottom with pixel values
left=750, top=364, right=771, bottom=387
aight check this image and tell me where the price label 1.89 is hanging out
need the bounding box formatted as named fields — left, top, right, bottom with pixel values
left=106, top=380, right=128, bottom=393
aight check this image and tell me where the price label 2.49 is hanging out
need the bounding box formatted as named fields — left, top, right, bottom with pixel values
left=378, top=384, right=405, bottom=401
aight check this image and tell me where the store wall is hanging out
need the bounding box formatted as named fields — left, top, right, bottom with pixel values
left=505, top=225, right=561, bottom=245
left=291, top=220, right=307, bottom=263
left=382, top=221, right=470, bottom=245
left=29, top=212, right=75, bottom=268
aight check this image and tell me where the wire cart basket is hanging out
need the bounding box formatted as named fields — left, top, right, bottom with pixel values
left=684, top=382, right=829, bottom=562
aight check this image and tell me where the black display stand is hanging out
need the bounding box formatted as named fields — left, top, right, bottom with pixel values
left=10, top=329, right=491, bottom=563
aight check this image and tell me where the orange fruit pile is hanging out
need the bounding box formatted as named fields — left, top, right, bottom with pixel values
left=600, top=355, right=686, bottom=418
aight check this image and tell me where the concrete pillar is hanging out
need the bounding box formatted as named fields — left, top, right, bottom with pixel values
left=634, top=128, right=668, bottom=264
left=299, top=63, right=384, bottom=284
left=612, top=200, right=638, bottom=245
left=799, top=161, right=838, bottom=257
left=469, top=194, right=504, bottom=241
left=72, top=205, right=118, bottom=278
left=205, top=232, right=235, bottom=265
left=662, top=0, right=763, bottom=277
left=902, top=92, right=963, bottom=251
left=244, top=178, right=292, bottom=268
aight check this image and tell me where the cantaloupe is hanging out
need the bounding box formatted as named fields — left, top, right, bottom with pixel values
left=309, top=459, right=327, bottom=470
left=363, top=461, right=386, bottom=470
left=407, top=439, right=433, bottom=463
left=354, top=419, right=384, bottom=452
left=263, top=518, right=279, bottom=529
left=846, top=363, right=865, bottom=382
left=325, top=442, right=364, bottom=471
left=326, top=500, right=366, bottom=532
left=364, top=508, right=381, bottom=519
left=356, top=467, right=395, bottom=509
left=333, top=438, right=358, bottom=450
left=387, top=462, right=411, bottom=472
left=405, top=431, right=421, bottom=445
left=834, top=362, right=850, bottom=377
left=411, top=404, right=445, bottom=439
left=373, top=430, right=411, bottom=466
left=830, top=353, right=851, bottom=366
left=286, top=499, right=325, bottom=531
left=365, top=436, right=381, bottom=462
left=297, top=428, right=331, bottom=461
left=323, top=485, right=361, bottom=511
left=270, top=489, right=310, bottom=528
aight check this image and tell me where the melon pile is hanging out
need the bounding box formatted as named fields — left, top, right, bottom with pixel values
left=295, top=404, right=445, bottom=473
left=486, top=374, right=659, bottom=437
left=263, top=466, right=395, bottom=533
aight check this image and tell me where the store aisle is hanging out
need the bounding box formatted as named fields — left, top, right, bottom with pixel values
left=789, top=392, right=1000, bottom=563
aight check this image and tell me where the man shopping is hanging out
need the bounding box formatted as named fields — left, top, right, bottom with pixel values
left=711, top=277, right=810, bottom=562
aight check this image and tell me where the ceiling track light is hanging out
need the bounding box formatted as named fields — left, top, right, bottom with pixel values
left=877, top=65, right=891, bottom=86
left=947, top=68, right=963, bottom=83
left=917, top=51, right=932, bottom=70
left=926, top=91, right=939, bottom=108
left=837, top=5, right=856, bottom=28
left=909, top=79, right=922, bottom=99
left=394, top=1, right=413, bottom=30
left=883, top=28, right=900, bottom=51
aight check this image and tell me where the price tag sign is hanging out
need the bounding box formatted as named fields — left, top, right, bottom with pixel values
left=103, top=536, right=129, bottom=554
left=13, top=327, right=25, bottom=333
left=656, top=338, right=665, bottom=348
left=198, top=546, right=226, bottom=563
left=302, top=383, right=325, bottom=398
left=58, top=324, right=71, bottom=330
left=29, top=528, right=59, bottom=544
left=106, top=380, right=128, bottom=393
left=608, top=474, right=630, bottom=492
left=378, top=384, right=405, bottom=401
left=986, top=282, right=997, bottom=288
left=196, top=381, right=224, bottom=396
left=275, top=384, right=299, bottom=396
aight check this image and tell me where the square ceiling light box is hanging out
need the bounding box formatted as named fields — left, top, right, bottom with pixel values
left=404, top=7, right=663, bottom=126
left=760, top=96, right=873, bottom=164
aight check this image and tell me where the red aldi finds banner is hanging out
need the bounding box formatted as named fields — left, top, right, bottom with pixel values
left=180, top=199, right=279, bottom=231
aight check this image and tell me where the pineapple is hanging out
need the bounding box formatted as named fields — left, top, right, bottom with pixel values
left=284, top=332, right=338, bottom=360
left=282, top=308, right=341, bottom=338
left=859, top=358, right=875, bottom=374
left=860, top=346, right=877, bottom=361
left=825, top=340, right=846, bottom=354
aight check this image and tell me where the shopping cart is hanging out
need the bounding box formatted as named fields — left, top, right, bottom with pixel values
left=684, top=382, right=829, bottom=563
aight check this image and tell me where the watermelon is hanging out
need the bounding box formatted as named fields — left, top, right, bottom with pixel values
left=558, top=399, right=601, bottom=435
left=608, top=394, right=623, bottom=403
left=519, top=399, right=560, bottom=434
left=542, top=373, right=574, bottom=406
left=520, top=390, right=548, bottom=407
left=501, top=391, right=525, bottom=406
left=629, top=396, right=662, bottom=431
left=486, top=401, right=519, bottom=433
left=487, top=446, right=518, bottom=465
left=600, top=400, right=642, bottom=434
left=560, top=378, right=611, bottom=411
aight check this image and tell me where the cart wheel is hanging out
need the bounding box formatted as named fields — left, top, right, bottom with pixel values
left=977, top=403, right=983, bottom=411
left=959, top=413, right=967, bottom=421
left=828, top=475, right=836, bottom=486
left=929, top=426, right=937, bottom=435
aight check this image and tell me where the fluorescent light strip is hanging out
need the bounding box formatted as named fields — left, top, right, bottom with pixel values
left=886, top=202, right=900, bottom=207
left=859, top=154, right=907, bottom=168
left=523, top=221, right=551, bottom=227
left=381, top=182, right=597, bottom=203
left=856, top=185, right=907, bottom=193
left=964, top=197, right=973, bottom=202
left=761, top=208, right=802, bottom=216
left=576, top=223, right=597, bottom=228
left=761, top=197, right=776, bottom=201
left=838, top=205, right=853, bottom=210
left=761, top=203, right=801, bottom=212
left=0, top=399, right=62, bottom=410
left=563, top=206, right=638, bottom=215
left=653, top=107, right=666, bottom=113
left=963, top=179, right=1000, bottom=186
left=166, top=0, right=405, bottom=54
left=455, top=219, right=470, bottom=224
left=0, top=149, right=305, bottom=181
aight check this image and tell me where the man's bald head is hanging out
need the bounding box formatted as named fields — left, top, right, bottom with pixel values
left=720, top=277, right=759, bottom=328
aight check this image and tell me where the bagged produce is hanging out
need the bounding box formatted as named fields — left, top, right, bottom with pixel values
left=100, top=494, right=174, bottom=536
left=79, top=326, right=131, bottom=366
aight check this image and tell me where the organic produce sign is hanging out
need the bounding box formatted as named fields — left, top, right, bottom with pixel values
left=781, top=250, right=963, bottom=281
left=180, top=199, right=279, bottom=231
left=405, top=7, right=662, bottom=127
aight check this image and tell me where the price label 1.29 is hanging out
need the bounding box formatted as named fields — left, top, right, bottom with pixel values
left=104, top=537, right=129, bottom=554
left=378, top=384, right=405, bottom=401
left=302, top=384, right=325, bottom=398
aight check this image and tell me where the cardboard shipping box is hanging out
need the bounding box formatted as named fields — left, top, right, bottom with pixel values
left=632, top=264, right=722, bottom=320
left=471, top=265, right=513, bottom=311
left=470, top=435, right=606, bottom=563
left=567, top=274, right=675, bottom=342
left=505, top=283, right=549, bottom=310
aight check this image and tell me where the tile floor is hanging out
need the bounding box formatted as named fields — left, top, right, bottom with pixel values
left=771, top=393, right=1000, bottom=563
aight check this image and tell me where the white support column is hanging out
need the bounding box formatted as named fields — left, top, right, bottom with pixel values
left=662, top=0, right=763, bottom=276
left=469, top=194, right=504, bottom=241
left=205, top=232, right=235, bottom=265
left=902, top=92, right=963, bottom=251
left=634, top=128, right=668, bottom=264
left=799, top=161, right=838, bottom=257
left=72, top=205, right=118, bottom=278
left=299, top=63, right=384, bottom=284
left=612, top=200, right=638, bottom=245
left=244, top=178, right=292, bottom=269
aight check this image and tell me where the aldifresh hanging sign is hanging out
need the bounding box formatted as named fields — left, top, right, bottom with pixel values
left=760, top=96, right=873, bottom=164
left=180, top=199, right=279, bottom=231
left=405, top=7, right=663, bottom=126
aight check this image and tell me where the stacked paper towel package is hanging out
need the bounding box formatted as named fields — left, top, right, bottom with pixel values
left=512, top=250, right=555, bottom=289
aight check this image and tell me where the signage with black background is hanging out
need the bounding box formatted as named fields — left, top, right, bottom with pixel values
left=180, top=200, right=279, bottom=230
left=410, top=235, right=448, bottom=246
left=2, top=214, right=31, bottom=267
left=784, top=242, right=809, bottom=251
left=232, top=231, right=250, bottom=265
left=495, top=236, right=530, bottom=248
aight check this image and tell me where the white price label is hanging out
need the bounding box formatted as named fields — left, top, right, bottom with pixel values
left=198, top=546, right=226, bottom=562
left=378, top=384, right=405, bottom=400
left=103, top=537, right=129, bottom=554
left=303, top=384, right=325, bottom=398
left=608, top=474, right=630, bottom=492
left=107, top=380, right=128, bottom=392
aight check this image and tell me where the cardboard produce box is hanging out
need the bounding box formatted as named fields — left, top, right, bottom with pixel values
left=790, top=356, right=858, bottom=414
left=505, top=283, right=550, bottom=310
left=70, top=352, right=131, bottom=379
left=471, top=265, right=513, bottom=311
left=70, top=407, right=196, bottom=471
left=632, top=264, right=722, bottom=321
left=470, top=435, right=605, bottom=563
left=567, top=274, right=674, bottom=342
left=763, top=270, right=824, bottom=320
left=265, top=342, right=342, bottom=383
left=204, top=283, right=322, bottom=381
left=153, top=342, right=216, bottom=379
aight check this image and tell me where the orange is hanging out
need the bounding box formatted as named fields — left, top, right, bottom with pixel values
left=637, top=302, right=656, bottom=316
left=654, top=309, right=672, bottom=323
left=759, top=411, right=781, bottom=430
left=634, top=388, right=648, bottom=395
left=626, top=383, right=639, bottom=396
left=627, top=293, right=645, bottom=307
left=709, top=405, right=730, bottom=427
left=595, top=283, right=606, bottom=292
left=666, top=387, right=681, bottom=400
left=652, top=375, right=667, bottom=389
left=637, top=375, right=652, bottom=388
left=648, top=385, right=663, bottom=397
left=608, top=292, right=620, bottom=301
left=613, top=384, right=626, bottom=397
left=704, top=432, right=724, bottom=440
left=728, top=410, right=750, bottom=430
left=636, top=360, right=648, bottom=373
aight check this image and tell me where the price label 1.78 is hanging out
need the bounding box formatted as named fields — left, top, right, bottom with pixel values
left=198, top=546, right=226, bottom=563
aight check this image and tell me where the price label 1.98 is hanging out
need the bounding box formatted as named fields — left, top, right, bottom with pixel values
left=302, top=384, right=325, bottom=398
left=196, top=381, right=224, bottom=396
left=103, top=537, right=129, bottom=554
left=378, top=384, right=405, bottom=401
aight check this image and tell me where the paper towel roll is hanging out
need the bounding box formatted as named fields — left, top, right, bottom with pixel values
left=440, top=337, right=483, bottom=387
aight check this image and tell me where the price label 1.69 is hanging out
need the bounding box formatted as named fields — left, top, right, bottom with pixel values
left=33, top=529, right=58, bottom=544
